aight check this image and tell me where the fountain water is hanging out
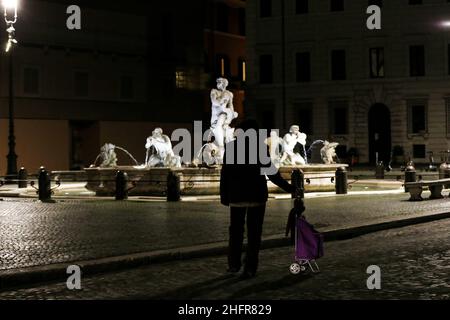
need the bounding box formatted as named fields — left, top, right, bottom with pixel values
left=307, top=140, right=325, bottom=163
left=92, top=143, right=139, bottom=168
left=115, top=146, right=139, bottom=166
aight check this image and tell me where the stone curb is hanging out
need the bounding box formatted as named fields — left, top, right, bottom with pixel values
left=1, top=211, right=450, bottom=291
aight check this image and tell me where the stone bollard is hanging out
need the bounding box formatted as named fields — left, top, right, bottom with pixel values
left=291, top=169, right=305, bottom=199
left=115, top=171, right=129, bottom=201
left=18, top=167, right=28, bottom=189
left=38, top=166, right=52, bottom=202
left=375, top=161, right=385, bottom=179
left=167, top=171, right=181, bottom=202
left=404, top=162, right=416, bottom=193
left=335, top=167, right=348, bottom=195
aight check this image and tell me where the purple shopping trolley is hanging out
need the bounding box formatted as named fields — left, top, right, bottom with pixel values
left=289, top=215, right=324, bottom=274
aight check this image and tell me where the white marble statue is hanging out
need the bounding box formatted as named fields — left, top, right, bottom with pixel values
left=99, top=143, right=118, bottom=167
left=280, top=125, right=307, bottom=166
left=193, top=141, right=221, bottom=167
left=265, top=130, right=284, bottom=168
left=145, top=128, right=181, bottom=168
left=320, top=141, right=339, bottom=165
left=210, top=78, right=238, bottom=161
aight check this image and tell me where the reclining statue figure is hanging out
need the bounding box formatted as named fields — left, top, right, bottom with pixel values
left=145, top=128, right=181, bottom=168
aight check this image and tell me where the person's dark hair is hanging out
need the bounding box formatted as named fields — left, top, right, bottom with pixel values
left=236, top=118, right=260, bottom=131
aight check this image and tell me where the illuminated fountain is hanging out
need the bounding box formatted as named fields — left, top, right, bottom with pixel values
left=85, top=78, right=346, bottom=197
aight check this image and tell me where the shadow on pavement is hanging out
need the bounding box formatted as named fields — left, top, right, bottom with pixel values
left=142, top=274, right=242, bottom=300
left=147, top=271, right=316, bottom=300
left=227, top=273, right=315, bottom=300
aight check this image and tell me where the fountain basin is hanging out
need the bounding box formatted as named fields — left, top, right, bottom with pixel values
left=85, top=164, right=348, bottom=196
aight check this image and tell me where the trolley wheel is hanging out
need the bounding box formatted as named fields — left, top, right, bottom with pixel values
left=290, top=263, right=302, bottom=275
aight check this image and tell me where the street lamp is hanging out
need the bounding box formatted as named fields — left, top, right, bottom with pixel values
left=2, top=0, right=18, bottom=179
left=3, top=0, right=18, bottom=52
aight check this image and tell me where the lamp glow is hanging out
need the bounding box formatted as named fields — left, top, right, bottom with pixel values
left=2, top=0, right=18, bottom=10
left=441, top=21, right=450, bottom=27
left=2, top=0, right=18, bottom=51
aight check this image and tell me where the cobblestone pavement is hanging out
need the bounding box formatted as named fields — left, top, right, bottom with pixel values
left=1, top=219, right=449, bottom=300
left=1, top=192, right=450, bottom=271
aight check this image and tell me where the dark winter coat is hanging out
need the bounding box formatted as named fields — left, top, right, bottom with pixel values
left=220, top=138, right=294, bottom=206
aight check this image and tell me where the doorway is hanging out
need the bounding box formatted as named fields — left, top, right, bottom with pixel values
left=368, top=104, right=391, bottom=165
left=70, top=121, right=100, bottom=170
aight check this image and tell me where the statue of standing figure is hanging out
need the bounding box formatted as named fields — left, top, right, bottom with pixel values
left=145, top=128, right=181, bottom=168
left=281, top=125, right=308, bottom=166
left=210, top=78, right=238, bottom=162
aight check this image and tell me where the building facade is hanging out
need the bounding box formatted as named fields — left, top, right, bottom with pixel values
left=0, top=0, right=247, bottom=174
left=204, top=0, right=247, bottom=117
left=246, top=0, right=450, bottom=165
left=0, top=0, right=152, bottom=173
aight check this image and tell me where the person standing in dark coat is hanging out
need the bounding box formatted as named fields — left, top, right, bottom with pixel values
left=220, top=119, right=296, bottom=279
